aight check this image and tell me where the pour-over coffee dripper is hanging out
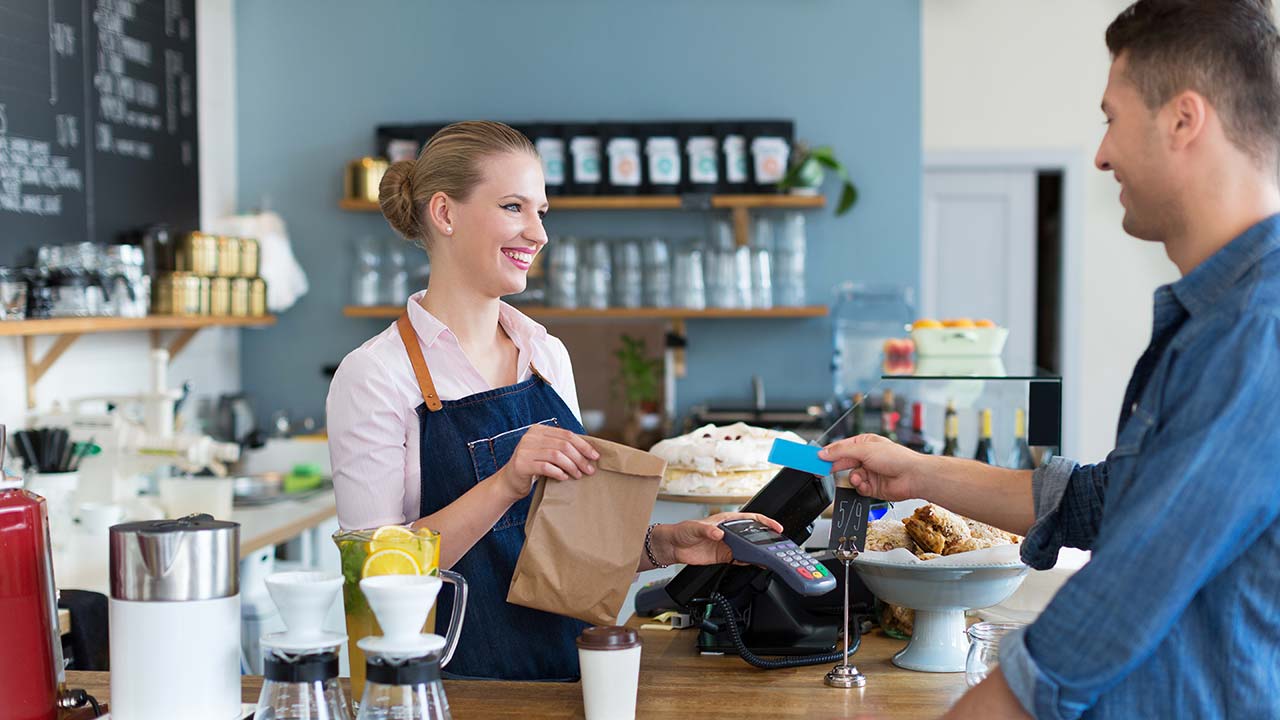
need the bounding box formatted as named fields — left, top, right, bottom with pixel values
left=354, top=574, right=469, bottom=720
left=256, top=571, right=352, bottom=720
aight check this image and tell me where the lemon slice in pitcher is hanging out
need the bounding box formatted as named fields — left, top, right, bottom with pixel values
left=362, top=547, right=421, bottom=577
left=369, top=525, right=419, bottom=554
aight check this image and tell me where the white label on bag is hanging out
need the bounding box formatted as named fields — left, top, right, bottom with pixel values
left=607, top=138, right=642, bottom=186
left=723, top=134, right=748, bottom=183
left=646, top=137, right=681, bottom=186
left=686, top=136, right=718, bottom=184
left=569, top=136, right=602, bottom=183
left=536, top=138, right=566, bottom=186
left=751, top=136, right=790, bottom=184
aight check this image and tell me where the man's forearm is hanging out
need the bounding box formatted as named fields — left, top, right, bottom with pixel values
left=916, top=456, right=1037, bottom=535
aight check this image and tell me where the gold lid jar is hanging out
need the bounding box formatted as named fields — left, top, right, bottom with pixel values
left=175, top=232, right=219, bottom=276
left=238, top=238, right=260, bottom=278
left=209, top=277, right=232, bottom=316
left=230, top=277, right=252, bottom=317
left=216, top=236, right=241, bottom=278
left=249, top=278, right=267, bottom=317
left=344, top=157, right=389, bottom=204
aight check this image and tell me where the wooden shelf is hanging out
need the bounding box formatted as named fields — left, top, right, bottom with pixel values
left=339, top=193, right=825, bottom=213
left=0, top=314, right=276, bottom=337
left=343, top=305, right=828, bottom=321
left=10, top=315, right=276, bottom=408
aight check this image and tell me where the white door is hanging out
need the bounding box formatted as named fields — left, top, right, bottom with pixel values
left=922, top=169, right=1037, bottom=365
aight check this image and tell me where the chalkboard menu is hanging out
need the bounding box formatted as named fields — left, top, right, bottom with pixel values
left=0, top=0, right=198, bottom=261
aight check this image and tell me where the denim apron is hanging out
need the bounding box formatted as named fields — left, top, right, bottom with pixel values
left=396, top=314, right=589, bottom=681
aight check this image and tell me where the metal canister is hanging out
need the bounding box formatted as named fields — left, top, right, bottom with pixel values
left=154, top=272, right=202, bottom=316
left=230, top=277, right=251, bottom=317
left=239, top=238, right=260, bottom=278
left=249, top=277, right=267, bottom=316
left=345, top=157, right=389, bottom=203
left=216, top=236, right=241, bottom=278
left=210, top=277, right=231, bottom=316
left=151, top=274, right=172, bottom=314
left=175, top=232, right=219, bottom=275
left=197, top=276, right=212, bottom=316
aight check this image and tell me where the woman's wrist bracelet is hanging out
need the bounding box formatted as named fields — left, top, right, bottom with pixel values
left=644, top=523, right=668, bottom=568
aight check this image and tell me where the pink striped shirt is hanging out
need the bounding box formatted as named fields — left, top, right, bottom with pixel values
left=326, top=291, right=581, bottom=529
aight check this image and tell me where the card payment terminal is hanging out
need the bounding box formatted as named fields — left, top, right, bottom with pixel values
left=718, top=519, right=837, bottom=597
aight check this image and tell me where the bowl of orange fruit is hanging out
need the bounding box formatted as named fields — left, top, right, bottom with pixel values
left=910, top=318, right=1008, bottom=356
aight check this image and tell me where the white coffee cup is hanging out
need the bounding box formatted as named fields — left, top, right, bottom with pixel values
left=77, top=502, right=125, bottom=538
left=577, top=626, right=641, bottom=720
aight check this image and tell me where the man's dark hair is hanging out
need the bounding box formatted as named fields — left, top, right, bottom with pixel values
left=1107, top=0, right=1280, bottom=167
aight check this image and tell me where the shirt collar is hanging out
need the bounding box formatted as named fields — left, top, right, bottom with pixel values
left=1169, top=213, right=1280, bottom=316
left=403, top=291, right=548, bottom=349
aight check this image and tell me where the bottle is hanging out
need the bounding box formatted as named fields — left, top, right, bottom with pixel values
left=878, top=390, right=898, bottom=442
left=850, top=392, right=865, bottom=436
left=974, top=409, right=997, bottom=465
left=903, top=402, right=935, bottom=454
left=941, top=401, right=960, bottom=457
left=1007, top=408, right=1037, bottom=470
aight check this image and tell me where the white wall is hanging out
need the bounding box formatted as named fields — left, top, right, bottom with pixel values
left=923, top=0, right=1180, bottom=462
left=0, top=0, right=241, bottom=430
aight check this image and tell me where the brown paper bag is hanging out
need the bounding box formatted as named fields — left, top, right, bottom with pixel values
left=507, top=436, right=665, bottom=625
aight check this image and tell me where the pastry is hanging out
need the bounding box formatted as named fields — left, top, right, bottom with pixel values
left=866, top=518, right=917, bottom=553
left=650, top=423, right=804, bottom=497
left=903, top=504, right=974, bottom=555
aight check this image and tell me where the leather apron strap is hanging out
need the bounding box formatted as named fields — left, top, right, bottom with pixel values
left=397, top=313, right=444, bottom=412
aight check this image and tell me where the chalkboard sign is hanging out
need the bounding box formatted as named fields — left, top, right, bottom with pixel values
left=0, top=0, right=198, bottom=262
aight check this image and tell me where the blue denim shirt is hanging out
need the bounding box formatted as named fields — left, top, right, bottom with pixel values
left=1000, top=214, right=1280, bottom=719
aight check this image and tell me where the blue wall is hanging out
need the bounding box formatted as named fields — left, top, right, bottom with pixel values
left=235, top=0, right=921, bottom=424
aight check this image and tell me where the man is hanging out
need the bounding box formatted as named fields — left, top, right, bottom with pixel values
left=821, top=1, right=1280, bottom=718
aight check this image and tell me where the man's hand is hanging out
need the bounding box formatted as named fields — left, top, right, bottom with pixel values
left=818, top=433, right=935, bottom=501
left=942, top=669, right=1032, bottom=720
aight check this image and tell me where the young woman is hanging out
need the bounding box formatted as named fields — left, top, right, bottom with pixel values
left=327, top=121, right=780, bottom=681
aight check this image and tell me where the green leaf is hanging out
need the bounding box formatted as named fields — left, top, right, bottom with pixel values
left=836, top=181, right=858, bottom=216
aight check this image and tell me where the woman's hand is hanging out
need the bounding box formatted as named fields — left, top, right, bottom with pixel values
left=493, top=425, right=600, bottom=503
left=818, top=433, right=932, bottom=502
left=648, top=512, right=784, bottom=568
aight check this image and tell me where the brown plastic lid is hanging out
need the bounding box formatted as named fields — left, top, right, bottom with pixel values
left=576, top=625, right=641, bottom=651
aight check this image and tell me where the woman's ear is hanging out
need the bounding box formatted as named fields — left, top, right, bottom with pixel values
left=427, top=192, right=455, bottom=237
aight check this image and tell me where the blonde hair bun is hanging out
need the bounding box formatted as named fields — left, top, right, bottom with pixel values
left=379, top=160, right=421, bottom=240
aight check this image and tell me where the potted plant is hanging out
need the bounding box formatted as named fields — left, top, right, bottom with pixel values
left=613, top=334, right=663, bottom=447
left=779, top=142, right=859, bottom=217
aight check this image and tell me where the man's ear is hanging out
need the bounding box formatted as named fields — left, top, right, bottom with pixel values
left=1167, top=90, right=1208, bottom=152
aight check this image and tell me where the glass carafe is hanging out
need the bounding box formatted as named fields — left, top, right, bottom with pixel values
left=356, top=656, right=450, bottom=720
left=256, top=649, right=352, bottom=720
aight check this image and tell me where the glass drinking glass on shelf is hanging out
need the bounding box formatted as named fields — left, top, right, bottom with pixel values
left=642, top=237, right=671, bottom=308
left=672, top=245, right=706, bottom=310
left=965, top=622, right=1024, bottom=688
left=709, top=218, right=735, bottom=252
left=732, top=246, right=753, bottom=309
left=773, top=211, right=807, bottom=306
left=383, top=240, right=409, bottom=305
left=703, top=248, right=737, bottom=309
left=612, top=240, right=643, bottom=308
left=352, top=236, right=382, bottom=306
left=546, top=237, right=578, bottom=308
left=752, top=216, right=775, bottom=251
left=578, top=239, right=611, bottom=310
left=751, top=248, right=772, bottom=310
left=0, top=268, right=28, bottom=320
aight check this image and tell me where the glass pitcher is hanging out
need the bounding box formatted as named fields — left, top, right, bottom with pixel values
left=334, top=527, right=465, bottom=702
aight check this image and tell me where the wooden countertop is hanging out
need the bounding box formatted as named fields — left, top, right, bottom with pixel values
left=65, top=625, right=967, bottom=718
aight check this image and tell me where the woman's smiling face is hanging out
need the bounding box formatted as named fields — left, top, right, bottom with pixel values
left=434, top=151, right=550, bottom=298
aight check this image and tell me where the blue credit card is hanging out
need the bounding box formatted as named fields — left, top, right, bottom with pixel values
left=768, top=438, right=834, bottom=477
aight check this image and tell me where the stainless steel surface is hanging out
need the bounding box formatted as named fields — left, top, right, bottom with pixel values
left=109, top=515, right=240, bottom=601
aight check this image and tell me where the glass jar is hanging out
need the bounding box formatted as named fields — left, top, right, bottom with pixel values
left=830, top=283, right=916, bottom=397
left=965, top=622, right=1024, bottom=687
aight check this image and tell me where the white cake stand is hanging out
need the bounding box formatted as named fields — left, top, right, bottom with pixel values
left=854, top=556, right=1029, bottom=672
